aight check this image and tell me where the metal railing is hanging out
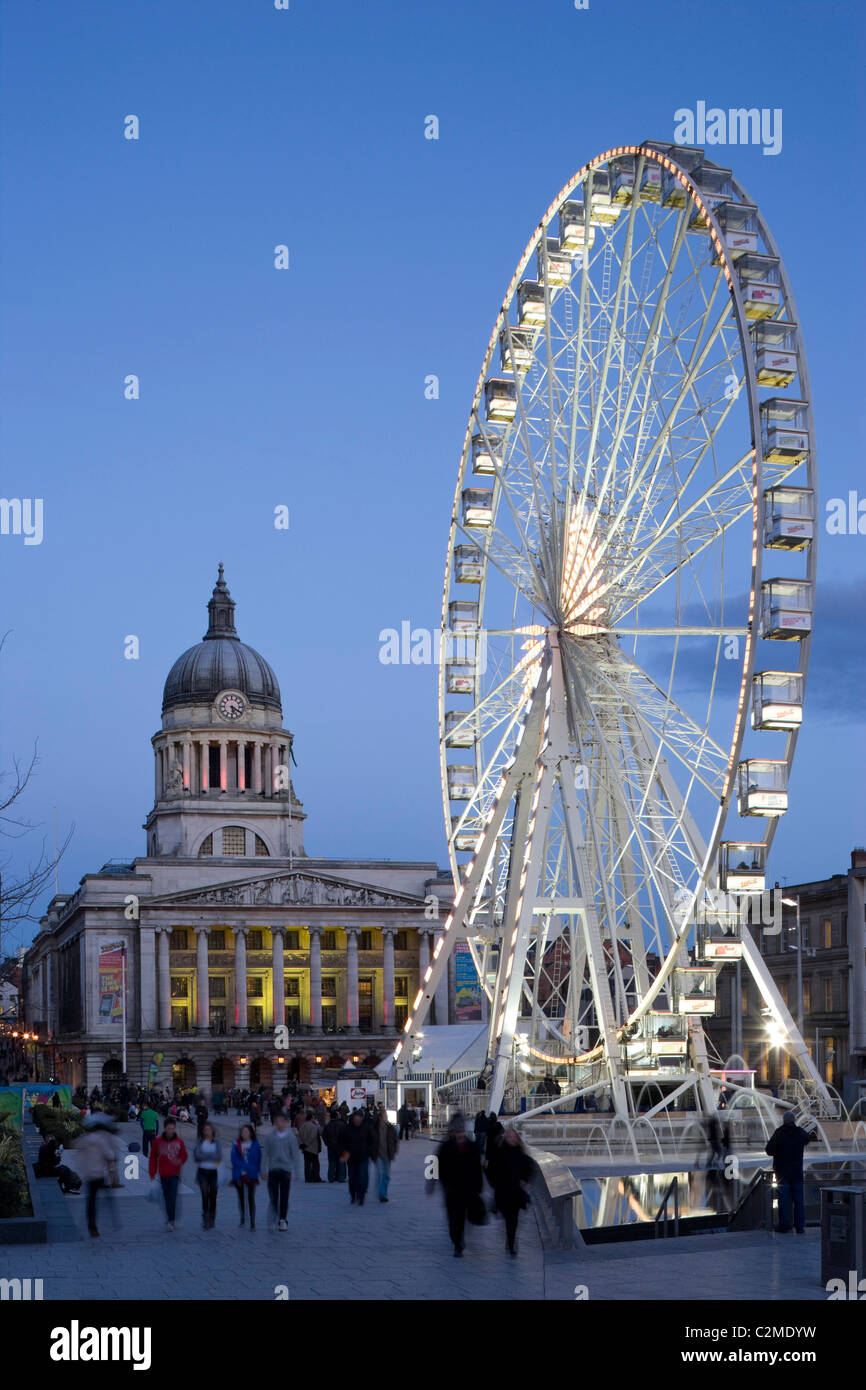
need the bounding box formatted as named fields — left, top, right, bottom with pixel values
left=654, top=1175, right=679, bottom=1238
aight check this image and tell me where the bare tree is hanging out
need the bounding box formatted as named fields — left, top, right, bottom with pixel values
left=0, top=634, right=74, bottom=952
left=0, top=745, right=74, bottom=950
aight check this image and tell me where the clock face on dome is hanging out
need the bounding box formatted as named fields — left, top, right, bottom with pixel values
left=216, top=691, right=246, bottom=721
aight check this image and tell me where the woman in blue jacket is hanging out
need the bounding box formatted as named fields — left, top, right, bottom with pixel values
left=230, top=1123, right=262, bottom=1230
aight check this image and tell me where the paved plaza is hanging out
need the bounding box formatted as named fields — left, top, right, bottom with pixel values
left=0, top=1116, right=835, bottom=1302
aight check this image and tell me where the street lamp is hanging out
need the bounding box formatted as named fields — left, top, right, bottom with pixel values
left=781, top=895, right=804, bottom=1035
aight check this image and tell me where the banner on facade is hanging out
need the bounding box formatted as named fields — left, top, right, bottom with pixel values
left=454, top=940, right=482, bottom=1021
left=147, top=1051, right=165, bottom=1088
left=97, top=940, right=127, bottom=1023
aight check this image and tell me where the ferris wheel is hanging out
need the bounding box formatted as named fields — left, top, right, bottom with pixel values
left=394, top=140, right=828, bottom=1119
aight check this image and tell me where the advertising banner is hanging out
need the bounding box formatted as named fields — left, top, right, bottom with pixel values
left=98, top=940, right=127, bottom=1023
left=454, top=940, right=482, bottom=1021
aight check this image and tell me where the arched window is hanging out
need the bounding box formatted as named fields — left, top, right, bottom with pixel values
left=221, top=827, right=246, bottom=856
left=254, top=835, right=270, bottom=857
left=198, top=834, right=213, bottom=857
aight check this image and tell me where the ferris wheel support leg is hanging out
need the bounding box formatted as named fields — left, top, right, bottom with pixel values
left=488, top=758, right=558, bottom=1115
left=554, top=750, right=630, bottom=1117
left=393, top=673, right=550, bottom=1081
left=688, top=1018, right=723, bottom=1114
left=740, top=932, right=834, bottom=1112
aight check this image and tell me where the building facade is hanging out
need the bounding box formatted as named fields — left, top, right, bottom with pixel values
left=707, top=849, right=866, bottom=1106
left=22, top=569, right=463, bottom=1095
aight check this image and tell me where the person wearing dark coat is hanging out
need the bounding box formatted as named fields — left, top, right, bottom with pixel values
left=342, top=1112, right=376, bottom=1205
left=766, top=1110, right=817, bottom=1233
left=437, top=1115, right=484, bottom=1257
left=485, top=1127, right=533, bottom=1254
left=323, top=1112, right=349, bottom=1183
left=35, top=1136, right=79, bottom=1192
left=195, top=1100, right=209, bottom=1140
left=486, top=1112, right=504, bottom=1150
left=473, top=1110, right=489, bottom=1155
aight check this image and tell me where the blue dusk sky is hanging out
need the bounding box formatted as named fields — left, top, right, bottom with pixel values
left=0, top=0, right=863, bottom=950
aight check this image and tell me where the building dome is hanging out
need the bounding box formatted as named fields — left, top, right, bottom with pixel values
left=161, top=565, right=282, bottom=715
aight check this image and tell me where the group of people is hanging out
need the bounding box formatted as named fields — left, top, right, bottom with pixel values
left=72, top=1097, right=402, bottom=1239
left=435, top=1111, right=535, bottom=1257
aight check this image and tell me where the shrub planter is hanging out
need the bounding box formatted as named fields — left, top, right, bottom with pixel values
left=0, top=1123, right=47, bottom=1244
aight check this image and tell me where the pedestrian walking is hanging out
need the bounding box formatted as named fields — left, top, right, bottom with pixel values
left=298, top=1111, right=323, bottom=1183
left=323, top=1109, right=349, bottom=1183
left=230, top=1123, right=262, bottom=1230
left=195, top=1098, right=209, bottom=1140
left=139, top=1101, right=160, bottom=1158
left=485, top=1126, right=533, bottom=1255
left=473, top=1110, right=489, bottom=1156
left=343, top=1110, right=376, bottom=1206
left=766, top=1110, right=817, bottom=1234
left=148, top=1117, right=188, bottom=1231
left=261, top=1110, right=303, bottom=1230
left=375, top=1103, right=399, bottom=1202
left=437, top=1115, right=484, bottom=1257
left=193, top=1122, right=223, bottom=1230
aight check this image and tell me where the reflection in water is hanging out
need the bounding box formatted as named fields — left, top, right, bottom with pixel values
left=572, top=1168, right=745, bottom=1231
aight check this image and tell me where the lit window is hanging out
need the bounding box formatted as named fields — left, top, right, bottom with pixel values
left=321, top=977, right=337, bottom=998
left=170, top=976, right=188, bottom=998
left=247, top=978, right=264, bottom=998
left=222, top=827, right=246, bottom=856
left=823, top=918, right=833, bottom=949
left=285, top=977, right=300, bottom=997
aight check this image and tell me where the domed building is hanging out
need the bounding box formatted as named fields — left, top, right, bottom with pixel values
left=23, top=569, right=465, bottom=1096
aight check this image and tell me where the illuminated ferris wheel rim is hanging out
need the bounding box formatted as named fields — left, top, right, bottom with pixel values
left=436, top=140, right=816, bottom=1034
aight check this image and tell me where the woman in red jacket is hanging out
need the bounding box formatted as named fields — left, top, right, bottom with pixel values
left=148, top=1117, right=188, bottom=1231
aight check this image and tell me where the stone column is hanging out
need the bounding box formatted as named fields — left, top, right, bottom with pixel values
left=154, top=749, right=160, bottom=802
left=272, top=927, right=286, bottom=1028
left=434, top=929, right=450, bottom=1025
left=195, top=927, right=210, bottom=1029
left=309, top=926, right=323, bottom=1030
left=157, top=928, right=171, bottom=1032
left=200, top=740, right=209, bottom=793
left=182, top=739, right=191, bottom=791
left=382, top=927, right=396, bottom=1029
left=253, top=741, right=263, bottom=794
left=140, top=926, right=157, bottom=1033
left=219, top=738, right=228, bottom=792
left=345, top=928, right=359, bottom=1030
left=418, top=929, right=431, bottom=981
left=233, top=926, right=248, bottom=1031
left=238, top=740, right=246, bottom=792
